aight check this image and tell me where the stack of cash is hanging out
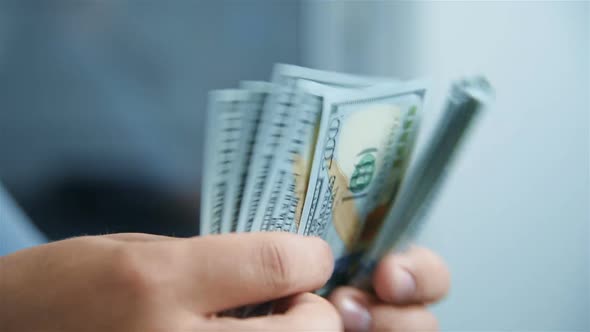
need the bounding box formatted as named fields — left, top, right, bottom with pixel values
left=200, top=64, right=493, bottom=298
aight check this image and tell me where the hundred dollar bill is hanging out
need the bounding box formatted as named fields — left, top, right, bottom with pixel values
left=200, top=89, right=254, bottom=235
left=231, top=66, right=388, bottom=318
left=251, top=79, right=367, bottom=233
left=236, top=65, right=382, bottom=233
left=219, top=82, right=274, bottom=233
left=297, top=80, right=429, bottom=283
left=347, top=77, right=494, bottom=291
left=253, top=77, right=406, bottom=233
left=250, top=90, right=323, bottom=232
left=235, top=85, right=299, bottom=232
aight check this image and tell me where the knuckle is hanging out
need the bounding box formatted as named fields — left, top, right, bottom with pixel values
left=258, top=239, right=296, bottom=292
left=434, top=255, right=451, bottom=296
left=315, top=296, right=342, bottom=329
left=410, top=247, right=451, bottom=301
left=374, top=306, right=439, bottom=332
left=401, top=308, right=439, bottom=332
left=435, top=266, right=451, bottom=300
left=421, top=310, right=440, bottom=331
left=109, top=245, right=158, bottom=299
left=289, top=294, right=342, bottom=331
left=422, top=248, right=448, bottom=274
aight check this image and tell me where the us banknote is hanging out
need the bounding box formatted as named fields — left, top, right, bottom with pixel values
left=235, top=85, right=299, bottom=232
left=296, top=80, right=429, bottom=289
left=236, top=64, right=382, bottom=233
left=200, top=89, right=254, bottom=235
left=219, top=82, right=274, bottom=233
left=346, top=76, right=494, bottom=291
left=198, top=63, right=492, bottom=316
left=250, top=80, right=367, bottom=233
left=249, top=90, right=322, bottom=232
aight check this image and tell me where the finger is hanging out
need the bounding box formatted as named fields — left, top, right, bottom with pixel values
left=206, top=293, right=342, bottom=331
left=373, top=246, right=450, bottom=304
left=166, top=232, right=334, bottom=313
left=104, top=233, right=174, bottom=242
left=371, top=303, right=438, bottom=332
left=329, top=286, right=374, bottom=332
left=330, top=286, right=438, bottom=332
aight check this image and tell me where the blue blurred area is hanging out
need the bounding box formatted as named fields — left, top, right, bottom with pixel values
left=0, top=182, right=46, bottom=255
left=0, top=1, right=300, bottom=239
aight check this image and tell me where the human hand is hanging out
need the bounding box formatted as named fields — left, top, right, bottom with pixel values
left=0, top=232, right=341, bottom=332
left=329, top=246, right=450, bottom=332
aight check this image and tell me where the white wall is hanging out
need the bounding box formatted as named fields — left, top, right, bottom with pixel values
left=302, top=2, right=589, bottom=330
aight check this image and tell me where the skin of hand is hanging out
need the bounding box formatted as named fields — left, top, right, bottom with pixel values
left=0, top=232, right=341, bottom=332
left=329, top=246, right=451, bottom=332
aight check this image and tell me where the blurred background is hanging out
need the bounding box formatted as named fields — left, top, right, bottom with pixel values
left=0, top=1, right=588, bottom=330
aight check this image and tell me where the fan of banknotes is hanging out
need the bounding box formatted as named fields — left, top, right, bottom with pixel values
left=200, top=64, right=493, bottom=300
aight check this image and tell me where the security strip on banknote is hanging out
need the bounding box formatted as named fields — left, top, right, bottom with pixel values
left=199, top=63, right=493, bottom=317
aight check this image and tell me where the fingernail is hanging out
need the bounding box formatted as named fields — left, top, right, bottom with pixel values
left=337, top=297, right=371, bottom=332
left=392, top=264, right=417, bottom=302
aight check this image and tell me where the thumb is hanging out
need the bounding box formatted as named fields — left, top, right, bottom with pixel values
left=153, top=232, right=334, bottom=313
